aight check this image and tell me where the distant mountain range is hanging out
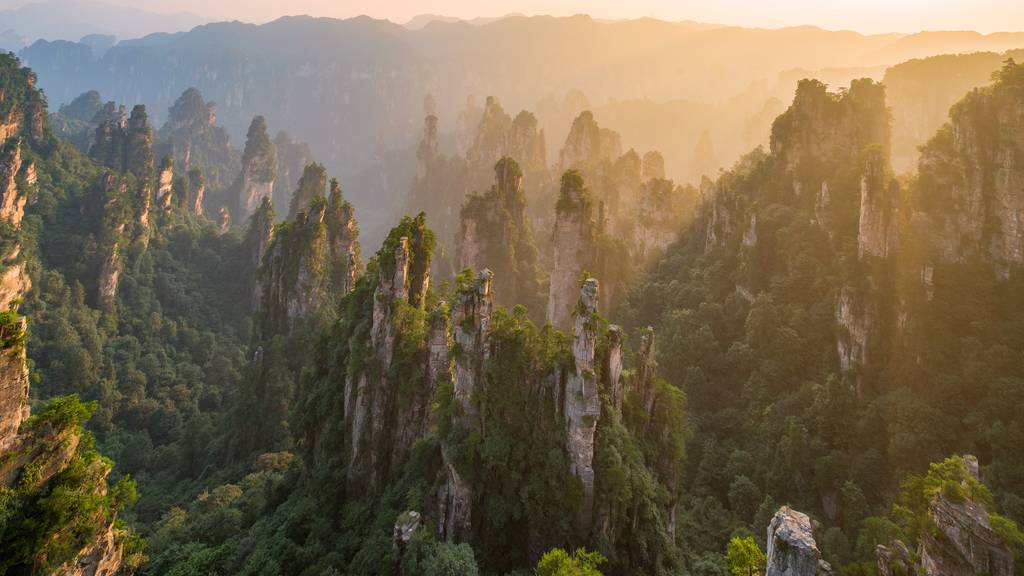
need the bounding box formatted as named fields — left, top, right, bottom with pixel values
left=14, top=12, right=1024, bottom=242
left=0, top=0, right=208, bottom=49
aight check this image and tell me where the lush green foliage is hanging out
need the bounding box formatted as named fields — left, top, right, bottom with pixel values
left=725, top=536, right=765, bottom=576
left=535, top=547, right=606, bottom=576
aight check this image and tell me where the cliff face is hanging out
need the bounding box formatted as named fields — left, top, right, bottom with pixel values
left=285, top=208, right=683, bottom=571
left=439, top=269, right=493, bottom=541
left=463, top=96, right=550, bottom=213
left=236, top=116, right=277, bottom=219
left=457, top=158, right=546, bottom=315
left=770, top=78, right=889, bottom=172
left=920, top=495, right=1015, bottom=576
left=766, top=507, right=830, bottom=576
left=635, top=177, right=699, bottom=261
left=857, top=147, right=899, bottom=259
left=406, top=113, right=469, bottom=275
left=342, top=217, right=432, bottom=493
left=559, top=110, right=621, bottom=172
left=156, top=87, right=238, bottom=194
left=0, top=54, right=133, bottom=576
left=286, top=162, right=326, bottom=221
left=547, top=171, right=596, bottom=327
left=876, top=456, right=1016, bottom=576
left=0, top=105, right=29, bottom=449
left=187, top=167, right=205, bottom=216
left=84, top=101, right=161, bottom=306
left=913, top=61, right=1024, bottom=275
left=564, top=278, right=601, bottom=532
left=271, top=130, right=314, bottom=212
left=156, top=155, right=174, bottom=210
left=96, top=173, right=128, bottom=310
left=255, top=177, right=361, bottom=335
left=416, top=114, right=440, bottom=181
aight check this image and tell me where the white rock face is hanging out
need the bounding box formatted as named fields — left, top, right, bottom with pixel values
left=767, top=507, right=823, bottom=576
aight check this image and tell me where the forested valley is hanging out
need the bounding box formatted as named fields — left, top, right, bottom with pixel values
left=1, top=12, right=1024, bottom=576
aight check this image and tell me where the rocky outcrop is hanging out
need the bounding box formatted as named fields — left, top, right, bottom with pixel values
left=440, top=269, right=493, bottom=542
left=0, top=140, right=28, bottom=228
left=547, top=171, right=596, bottom=327
left=607, top=325, right=624, bottom=409
left=770, top=79, right=888, bottom=172
left=452, top=269, right=492, bottom=426
left=464, top=97, right=548, bottom=195
left=559, top=111, right=621, bottom=172
left=96, top=174, right=128, bottom=310
left=256, top=180, right=361, bottom=335
left=466, top=96, right=513, bottom=173
left=286, top=162, right=326, bottom=221
left=156, top=155, right=174, bottom=210
left=835, top=287, right=869, bottom=374
left=124, top=105, right=154, bottom=180
left=89, top=103, right=154, bottom=182
left=156, top=88, right=237, bottom=194
left=246, top=197, right=275, bottom=309
left=272, top=130, right=314, bottom=212
left=920, top=496, right=1014, bottom=576
left=857, top=148, right=898, bottom=259
left=642, top=150, right=666, bottom=181
left=237, top=116, right=277, bottom=218
left=918, top=458, right=1015, bottom=576
left=565, top=278, right=602, bottom=533
left=876, top=456, right=1016, bottom=576
left=218, top=207, right=231, bottom=233
left=766, top=507, right=829, bottom=576
left=458, top=158, right=546, bottom=313
left=325, top=179, right=360, bottom=296
left=635, top=178, right=695, bottom=260
left=912, top=61, right=1024, bottom=276
left=61, top=522, right=125, bottom=576
left=876, top=540, right=913, bottom=576
left=507, top=111, right=547, bottom=176
left=0, top=131, right=28, bottom=446
left=344, top=218, right=431, bottom=493
left=188, top=167, right=205, bottom=216
left=393, top=510, right=422, bottom=566
left=0, top=56, right=132, bottom=574
left=416, top=114, right=439, bottom=181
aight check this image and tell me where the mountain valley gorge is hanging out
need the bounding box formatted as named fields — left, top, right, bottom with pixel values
left=1, top=8, right=1024, bottom=576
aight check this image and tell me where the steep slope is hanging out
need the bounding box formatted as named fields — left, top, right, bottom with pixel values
left=0, top=52, right=140, bottom=576
left=621, top=62, right=1024, bottom=574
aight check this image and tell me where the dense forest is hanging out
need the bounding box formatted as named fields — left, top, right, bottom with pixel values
left=1, top=18, right=1024, bottom=576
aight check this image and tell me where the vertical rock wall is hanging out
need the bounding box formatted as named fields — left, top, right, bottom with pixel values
left=564, top=278, right=602, bottom=533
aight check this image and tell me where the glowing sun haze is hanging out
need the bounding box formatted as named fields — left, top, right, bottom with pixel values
left=13, top=0, right=1024, bottom=34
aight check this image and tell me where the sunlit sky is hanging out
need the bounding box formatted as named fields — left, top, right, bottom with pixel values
left=4, top=0, right=1024, bottom=33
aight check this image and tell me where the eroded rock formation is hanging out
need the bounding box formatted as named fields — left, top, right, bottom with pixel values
left=156, top=87, right=237, bottom=193
left=565, top=278, right=602, bottom=532
left=547, top=170, right=596, bottom=327
left=458, top=157, right=546, bottom=313
left=767, top=507, right=829, bottom=576
left=912, top=61, right=1024, bottom=276
left=0, top=55, right=131, bottom=574
left=236, top=116, right=277, bottom=218
left=343, top=217, right=432, bottom=494
left=255, top=177, right=361, bottom=335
